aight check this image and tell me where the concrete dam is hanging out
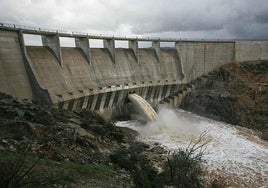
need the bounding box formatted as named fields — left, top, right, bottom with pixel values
left=1, top=24, right=268, bottom=118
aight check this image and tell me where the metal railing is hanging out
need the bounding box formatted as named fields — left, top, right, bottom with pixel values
left=0, top=22, right=241, bottom=42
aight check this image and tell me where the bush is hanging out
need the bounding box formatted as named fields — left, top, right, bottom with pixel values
left=163, top=149, right=204, bottom=188
left=160, top=131, right=210, bottom=188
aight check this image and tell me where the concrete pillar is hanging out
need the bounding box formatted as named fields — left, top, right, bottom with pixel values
left=174, top=41, right=186, bottom=81
left=82, top=96, right=89, bottom=109
left=149, top=87, right=156, bottom=103
left=62, top=101, right=69, bottom=109
left=173, top=96, right=179, bottom=107
left=165, top=85, right=171, bottom=98
left=117, top=90, right=126, bottom=104
left=17, top=30, right=52, bottom=105
left=99, top=92, right=107, bottom=110
left=169, top=98, right=174, bottom=107
left=152, top=40, right=160, bottom=61
left=103, top=38, right=115, bottom=62
left=75, top=37, right=91, bottom=64
left=143, top=87, right=149, bottom=99
left=129, top=39, right=139, bottom=62
left=182, top=90, right=188, bottom=99
left=108, top=91, right=116, bottom=108
left=138, top=88, right=144, bottom=98
left=72, top=99, right=79, bottom=110
left=177, top=93, right=183, bottom=105
left=42, top=34, right=63, bottom=66
left=175, top=84, right=180, bottom=92
left=146, top=87, right=152, bottom=100
left=204, top=44, right=206, bottom=74
left=175, top=41, right=182, bottom=52
left=233, top=42, right=237, bottom=62
left=152, top=86, right=159, bottom=104
left=158, top=85, right=164, bottom=102
left=90, top=94, right=98, bottom=111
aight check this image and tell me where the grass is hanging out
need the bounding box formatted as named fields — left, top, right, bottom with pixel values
left=0, top=150, right=114, bottom=184
left=0, top=125, right=16, bottom=139
left=44, top=160, right=114, bottom=179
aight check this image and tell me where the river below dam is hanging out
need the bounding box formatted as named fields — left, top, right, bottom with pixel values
left=116, top=106, right=268, bottom=188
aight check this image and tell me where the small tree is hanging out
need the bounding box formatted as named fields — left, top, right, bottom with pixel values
left=0, top=146, right=68, bottom=188
left=162, top=131, right=210, bottom=188
left=0, top=153, right=40, bottom=188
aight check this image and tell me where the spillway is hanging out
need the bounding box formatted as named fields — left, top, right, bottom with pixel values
left=128, top=93, right=158, bottom=121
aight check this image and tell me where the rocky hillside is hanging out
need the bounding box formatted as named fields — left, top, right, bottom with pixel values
left=180, top=60, right=268, bottom=140
left=0, top=93, right=226, bottom=188
left=0, top=92, right=167, bottom=187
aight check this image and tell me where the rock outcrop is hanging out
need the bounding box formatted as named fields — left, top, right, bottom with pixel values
left=180, top=60, right=268, bottom=140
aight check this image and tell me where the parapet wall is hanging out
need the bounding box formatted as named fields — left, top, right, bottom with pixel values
left=0, top=25, right=267, bottom=116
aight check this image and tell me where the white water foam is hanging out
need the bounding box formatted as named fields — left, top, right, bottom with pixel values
left=116, top=106, right=268, bottom=187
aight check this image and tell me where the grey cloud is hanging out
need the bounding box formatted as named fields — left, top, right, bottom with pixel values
left=118, top=0, right=268, bottom=39
left=0, top=0, right=268, bottom=39
left=227, top=22, right=268, bottom=39
left=254, top=13, right=268, bottom=24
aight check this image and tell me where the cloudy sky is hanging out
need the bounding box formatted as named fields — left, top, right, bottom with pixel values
left=1, top=0, right=268, bottom=40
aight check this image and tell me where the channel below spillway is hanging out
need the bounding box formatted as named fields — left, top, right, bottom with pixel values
left=116, top=107, right=268, bottom=187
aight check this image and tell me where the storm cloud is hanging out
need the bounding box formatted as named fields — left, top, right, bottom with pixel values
left=0, top=0, right=268, bottom=39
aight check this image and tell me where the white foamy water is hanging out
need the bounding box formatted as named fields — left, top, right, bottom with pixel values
left=116, top=106, right=268, bottom=188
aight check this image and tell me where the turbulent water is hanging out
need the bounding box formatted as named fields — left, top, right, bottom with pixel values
left=116, top=106, right=268, bottom=188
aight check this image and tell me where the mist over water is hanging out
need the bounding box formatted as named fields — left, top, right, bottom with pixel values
left=116, top=105, right=268, bottom=187
left=146, top=105, right=201, bottom=137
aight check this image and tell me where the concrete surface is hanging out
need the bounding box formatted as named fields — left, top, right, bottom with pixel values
left=0, top=30, right=33, bottom=99
left=0, top=26, right=267, bottom=118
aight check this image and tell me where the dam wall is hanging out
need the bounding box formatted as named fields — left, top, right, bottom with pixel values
left=176, top=41, right=235, bottom=81
left=0, top=24, right=268, bottom=117
left=0, top=30, right=33, bottom=99
left=235, top=41, right=268, bottom=61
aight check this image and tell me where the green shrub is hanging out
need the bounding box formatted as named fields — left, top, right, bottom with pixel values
left=162, top=149, right=203, bottom=188
left=160, top=132, right=210, bottom=188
